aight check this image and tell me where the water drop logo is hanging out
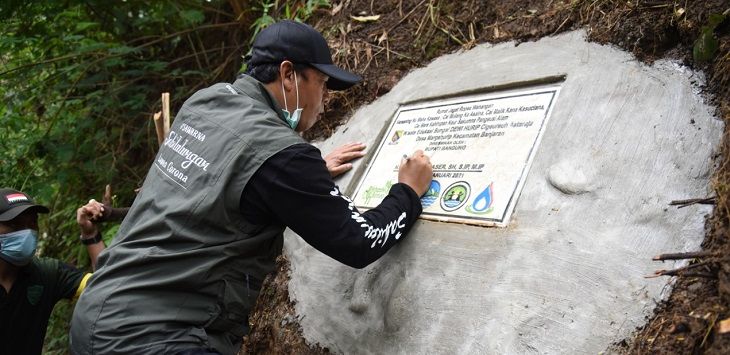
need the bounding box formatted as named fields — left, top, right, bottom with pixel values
left=421, top=180, right=441, bottom=208
left=465, top=182, right=494, bottom=215
left=440, top=181, right=471, bottom=212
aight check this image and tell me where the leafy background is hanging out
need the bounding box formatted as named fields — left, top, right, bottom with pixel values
left=0, top=0, right=328, bottom=352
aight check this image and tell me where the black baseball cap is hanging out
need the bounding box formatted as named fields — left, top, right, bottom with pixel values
left=246, top=20, right=362, bottom=91
left=0, top=188, right=49, bottom=222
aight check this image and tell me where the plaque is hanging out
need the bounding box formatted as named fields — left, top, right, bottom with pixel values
left=352, top=86, right=561, bottom=227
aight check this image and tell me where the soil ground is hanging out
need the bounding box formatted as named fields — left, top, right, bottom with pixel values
left=242, top=1, right=730, bottom=353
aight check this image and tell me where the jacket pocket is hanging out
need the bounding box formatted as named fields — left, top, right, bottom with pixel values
left=204, top=278, right=259, bottom=337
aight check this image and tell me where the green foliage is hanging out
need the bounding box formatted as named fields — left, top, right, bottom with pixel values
left=693, top=13, right=726, bottom=63
left=1, top=1, right=332, bottom=352
left=0, top=0, right=241, bottom=352
left=247, top=0, right=331, bottom=55
left=245, top=0, right=331, bottom=73
left=251, top=1, right=279, bottom=38
left=243, top=0, right=331, bottom=76
left=1, top=0, right=246, bottom=243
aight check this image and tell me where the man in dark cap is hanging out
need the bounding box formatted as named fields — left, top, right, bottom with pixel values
left=71, top=20, right=432, bottom=355
left=0, top=189, right=106, bottom=354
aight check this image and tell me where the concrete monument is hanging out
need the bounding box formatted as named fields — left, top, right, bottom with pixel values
left=283, top=30, right=723, bottom=354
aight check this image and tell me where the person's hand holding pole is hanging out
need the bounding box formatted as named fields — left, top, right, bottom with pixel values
left=398, top=150, right=432, bottom=196
left=77, top=199, right=104, bottom=239
left=76, top=199, right=106, bottom=270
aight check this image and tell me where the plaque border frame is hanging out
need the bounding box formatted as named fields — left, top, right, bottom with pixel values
left=349, top=76, right=565, bottom=227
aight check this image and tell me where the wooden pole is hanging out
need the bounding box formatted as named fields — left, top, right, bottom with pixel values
left=102, top=184, right=112, bottom=205
left=152, top=92, right=171, bottom=146
left=153, top=111, right=164, bottom=145
left=162, top=92, right=170, bottom=139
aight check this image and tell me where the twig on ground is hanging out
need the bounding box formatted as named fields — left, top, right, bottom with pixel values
left=356, top=40, right=414, bottom=61
left=647, top=260, right=713, bottom=278
left=551, top=16, right=571, bottom=35
left=669, top=196, right=716, bottom=208
left=653, top=251, right=717, bottom=261
left=700, top=313, right=718, bottom=348
left=387, top=0, right=428, bottom=33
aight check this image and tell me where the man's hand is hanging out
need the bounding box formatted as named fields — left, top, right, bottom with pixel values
left=324, top=142, right=366, bottom=177
left=77, top=199, right=104, bottom=239
left=398, top=150, right=433, bottom=196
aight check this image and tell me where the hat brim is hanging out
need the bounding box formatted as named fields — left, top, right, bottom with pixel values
left=0, top=204, right=49, bottom=222
left=310, top=63, right=362, bottom=91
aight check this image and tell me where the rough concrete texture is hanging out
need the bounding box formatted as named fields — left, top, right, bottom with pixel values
left=283, top=30, right=723, bottom=354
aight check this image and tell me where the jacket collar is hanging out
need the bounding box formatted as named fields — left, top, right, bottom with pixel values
left=231, top=75, right=288, bottom=123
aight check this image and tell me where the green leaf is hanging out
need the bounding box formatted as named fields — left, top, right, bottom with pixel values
left=55, top=143, right=75, bottom=163
left=109, top=46, right=140, bottom=55
left=180, top=10, right=205, bottom=25
left=102, top=57, right=125, bottom=67
left=75, top=22, right=98, bottom=32
left=693, top=27, right=719, bottom=63
left=707, top=13, right=725, bottom=29
left=76, top=42, right=109, bottom=54
left=63, top=34, right=84, bottom=42
left=140, top=61, right=168, bottom=72
left=693, top=13, right=726, bottom=63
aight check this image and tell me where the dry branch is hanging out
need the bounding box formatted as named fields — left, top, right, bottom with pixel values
left=647, top=259, right=728, bottom=278
left=669, top=196, right=716, bottom=208
left=653, top=251, right=717, bottom=261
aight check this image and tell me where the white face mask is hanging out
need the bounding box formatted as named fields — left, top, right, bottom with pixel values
left=281, top=71, right=303, bottom=130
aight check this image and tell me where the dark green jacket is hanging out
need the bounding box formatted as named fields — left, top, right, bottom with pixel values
left=70, top=75, right=304, bottom=355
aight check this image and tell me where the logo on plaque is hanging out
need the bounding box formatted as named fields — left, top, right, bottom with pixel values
left=389, top=130, right=404, bottom=144
left=363, top=180, right=393, bottom=205
left=465, top=182, right=494, bottom=215
left=421, top=180, right=441, bottom=208
left=440, top=181, right=470, bottom=211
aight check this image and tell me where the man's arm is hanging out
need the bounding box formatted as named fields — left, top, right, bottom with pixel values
left=76, top=199, right=106, bottom=271
left=324, top=142, right=431, bottom=194
left=241, top=143, right=431, bottom=269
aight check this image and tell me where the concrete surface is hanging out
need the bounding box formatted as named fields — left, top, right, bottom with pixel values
left=283, top=30, right=723, bottom=354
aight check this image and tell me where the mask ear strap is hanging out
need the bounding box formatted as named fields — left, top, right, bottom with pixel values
left=280, top=76, right=289, bottom=112
left=294, top=71, right=300, bottom=109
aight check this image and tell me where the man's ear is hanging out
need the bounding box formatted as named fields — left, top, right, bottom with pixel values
left=279, top=61, right=295, bottom=92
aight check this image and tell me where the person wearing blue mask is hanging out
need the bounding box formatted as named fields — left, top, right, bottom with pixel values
left=71, top=20, right=432, bottom=355
left=0, top=188, right=106, bottom=355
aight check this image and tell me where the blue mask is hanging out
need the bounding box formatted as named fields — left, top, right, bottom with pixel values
left=281, top=71, right=303, bottom=130
left=0, top=229, right=38, bottom=266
